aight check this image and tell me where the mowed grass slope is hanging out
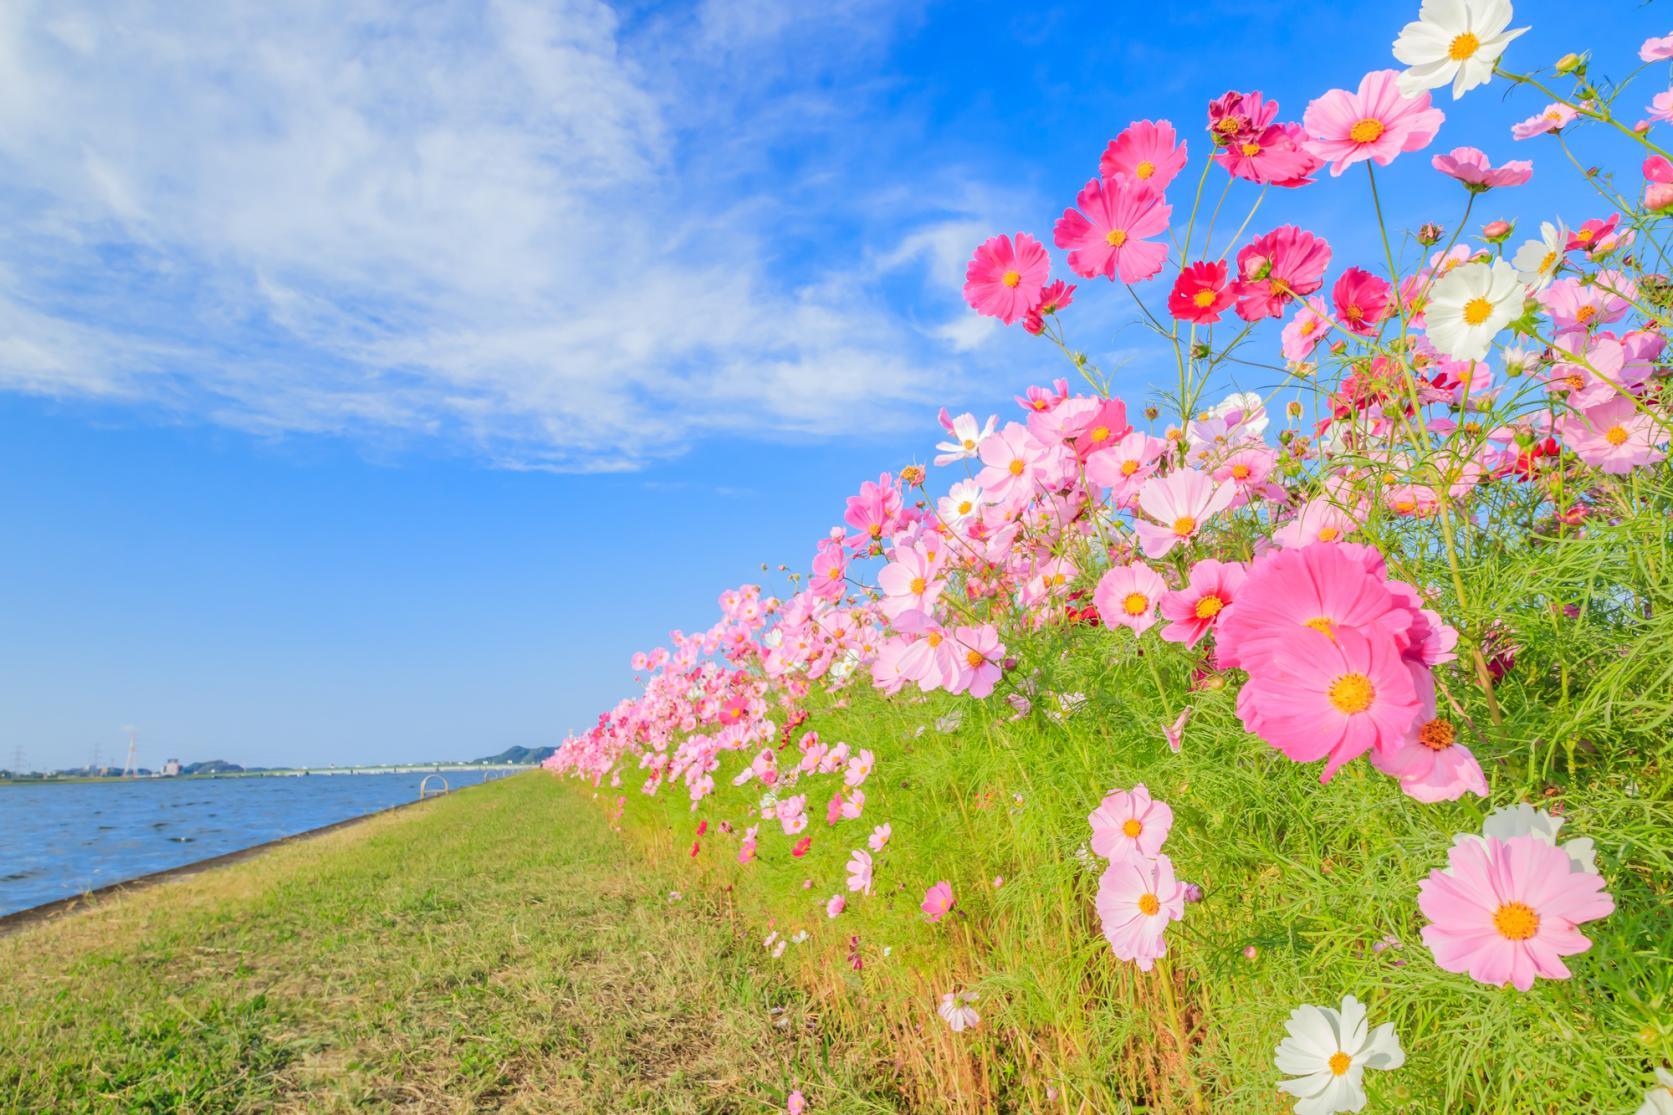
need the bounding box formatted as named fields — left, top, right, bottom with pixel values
left=0, top=774, right=896, bottom=1114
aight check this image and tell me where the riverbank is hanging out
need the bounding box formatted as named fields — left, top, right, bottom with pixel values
left=0, top=773, right=894, bottom=1113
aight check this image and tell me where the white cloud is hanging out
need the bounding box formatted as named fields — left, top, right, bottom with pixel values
left=0, top=0, right=1007, bottom=470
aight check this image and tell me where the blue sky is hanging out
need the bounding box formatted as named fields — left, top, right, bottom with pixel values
left=0, top=0, right=1663, bottom=769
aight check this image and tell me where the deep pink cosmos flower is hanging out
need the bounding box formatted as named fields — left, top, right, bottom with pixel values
left=1418, top=835, right=1614, bottom=991
left=1431, top=146, right=1532, bottom=191
left=1159, top=558, right=1247, bottom=648
left=1023, top=279, right=1076, bottom=335
left=964, top=233, right=1050, bottom=326
left=1302, top=69, right=1445, bottom=176
left=1168, top=260, right=1235, bottom=324
left=1093, top=562, right=1168, bottom=636
left=1089, top=784, right=1174, bottom=861
left=1369, top=662, right=1488, bottom=803
left=810, top=539, right=848, bottom=601
left=1236, top=627, right=1421, bottom=781
left=1231, top=226, right=1333, bottom=321
left=1133, top=469, right=1235, bottom=558
left=792, top=836, right=812, bottom=858
left=1071, top=398, right=1131, bottom=459
left=1100, top=119, right=1188, bottom=190
left=1095, top=853, right=1186, bottom=971
left=1332, top=267, right=1393, bottom=337
left=921, top=880, right=955, bottom=923
left=1215, top=542, right=1412, bottom=671
left=1567, top=215, right=1620, bottom=255
left=1053, top=176, right=1172, bottom=284
left=1209, top=91, right=1321, bottom=187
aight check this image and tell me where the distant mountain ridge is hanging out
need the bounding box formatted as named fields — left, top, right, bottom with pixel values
left=469, top=746, right=556, bottom=765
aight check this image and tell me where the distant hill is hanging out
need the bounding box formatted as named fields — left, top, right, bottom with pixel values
left=182, top=759, right=245, bottom=775
left=469, top=746, right=556, bottom=765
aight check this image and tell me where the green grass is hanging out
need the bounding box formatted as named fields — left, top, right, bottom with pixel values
left=0, top=775, right=897, bottom=1114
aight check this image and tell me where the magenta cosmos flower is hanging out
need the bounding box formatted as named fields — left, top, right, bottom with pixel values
left=1236, top=627, right=1421, bottom=782
left=1159, top=558, right=1246, bottom=648
left=1302, top=69, right=1445, bottom=176
left=921, top=880, right=954, bottom=923
left=1332, top=267, right=1393, bottom=337
left=1431, top=145, right=1532, bottom=191
left=1215, top=542, right=1412, bottom=671
left=1099, top=119, right=1188, bottom=191
left=1095, top=853, right=1186, bottom=971
left=1134, top=469, right=1235, bottom=558
left=963, top=232, right=1049, bottom=326
left=1418, top=834, right=1614, bottom=991
left=1053, top=176, right=1171, bottom=284
left=1089, top=784, right=1174, bottom=862
left=1093, top=561, right=1168, bottom=636
left=1168, top=260, right=1234, bottom=324
left=1231, top=226, right=1333, bottom=321
left=1369, top=662, right=1488, bottom=803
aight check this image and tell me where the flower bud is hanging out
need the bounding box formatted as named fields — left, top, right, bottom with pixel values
left=1285, top=400, right=1303, bottom=419
left=1417, top=222, right=1444, bottom=246
left=1555, top=52, right=1585, bottom=76
left=1481, top=219, right=1513, bottom=243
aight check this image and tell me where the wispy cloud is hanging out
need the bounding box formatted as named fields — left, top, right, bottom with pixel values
left=0, top=0, right=1015, bottom=470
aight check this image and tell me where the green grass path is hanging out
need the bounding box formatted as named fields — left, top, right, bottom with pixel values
left=0, top=774, right=894, bottom=1114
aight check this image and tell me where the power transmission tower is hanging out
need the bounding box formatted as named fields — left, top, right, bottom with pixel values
left=121, top=727, right=139, bottom=778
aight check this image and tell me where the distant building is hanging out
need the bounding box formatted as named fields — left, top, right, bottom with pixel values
left=162, top=758, right=182, bottom=776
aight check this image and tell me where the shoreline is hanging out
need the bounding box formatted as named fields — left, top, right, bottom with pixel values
left=0, top=782, right=488, bottom=937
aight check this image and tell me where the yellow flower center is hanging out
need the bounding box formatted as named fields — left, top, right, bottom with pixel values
left=1576, top=229, right=1594, bottom=243
left=1539, top=250, right=1557, bottom=273
left=962, top=437, right=975, bottom=449
left=1192, top=288, right=1217, bottom=308
left=1349, top=117, right=1386, bottom=144
left=1001, top=269, right=1022, bottom=288
left=1347, top=303, right=1364, bottom=321
left=1329, top=1051, right=1353, bottom=1076
left=1605, top=425, right=1630, bottom=446
left=909, top=577, right=927, bottom=595
left=1172, top=515, right=1198, bottom=537
left=1106, top=228, right=1128, bottom=248
left=957, top=500, right=973, bottom=514
left=1121, top=818, right=1144, bottom=838
left=1317, top=526, right=1341, bottom=542
left=926, top=631, right=944, bottom=647
left=1120, top=459, right=1139, bottom=476
left=1493, top=901, right=1540, bottom=941
left=1327, top=672, right=1375, bottom=714
left=1240, top=141, right=1261, bottom=157
left=1231, top=464, right=1251, bottom=479
left=827, top=566, right=843, bottom=580
left=1135, top=160, right=1156, bottom=179
left=1304, top=616, right=1337, bottom=638
left=1194, top=595, right=1225, bottom=619
left=1418, top=719, right=1456, bottom=751
left=1122, top=592, right=1150, bottom=616
left=1008, top=458, right=1026, bottom=476
left=1090, top=425, right=1110, bottom=442
left=1449, top=31, right=1480, bottom=61
left=966, top=649, right=986, bottom=668
left=1462, top=296, right=1495, bottom=326
left=1137, top=893, right=1160, bottom=916
left=1576, top=305, right=1597, bottom=324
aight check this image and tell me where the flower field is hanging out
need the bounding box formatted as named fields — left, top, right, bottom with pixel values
left=547, top=4, right=1673, bottom=1111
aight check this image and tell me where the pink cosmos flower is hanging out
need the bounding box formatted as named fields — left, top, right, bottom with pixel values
left=1648, top=91, right=1673, bottom=127
left=1023, top=280, right=1076, bottom=335
left=1431, top=146, right=1532, bottom=191
left=1215, top=542, right=1410, bottom=670
left=1093, top=562, right=1168, bottom=636
left=1271, top=498, right=1359, bottom=550
left=1281, top=295, right=1333, bottom=361
left=1159, top=558, right=1247, bottom=648
left=792, top=836, right=812, bottom=857
left=1559, top=395, right=1668, bottom=474
left=826, top=894, right=846, bottom=918
left=1236, top=627, right=1421, bottom=782
left=1133, top=469, right=1235, bottom=558
left=868, top=823, right=891, bottom=852
left=1163, top=707, right=1192, bottom=754
left=788, top=1090, right=807, bottom=1115
left=1211, top=446, right=1280, bottom=507
left=1369, top=662, right=1489, bottom=803
left=846, top=848, right=874, bottom=895
left=1053, top=176, right=1172, bottom=284
left=1100, top=119, right=1188, bottom=190
left=937, top=990, right=981, bottom=1032
left=976, top=421, right=1063, bottom=506
left=809, top=539, right=848, bottom=601
left=964, top=233, right=1050, bottom=326
left=1088, top=783, right=1174, bottom=861
left=1302, top=70, right=1445, bottom=176
left=1418, top=834, right=1614, bottom=991
left=1642, top=33, right=1673, bottom=61
left=877, top=541, right=944, bottom=624
left=1332, top=267, right=1393, bottom=337
left=921, top=880, right=954, bottom=923
left=1209, top=91, right=1321, bottom=187
left=1539, top=274, right=1634, bottom=332
left=1511, top=103, right=1578, bottom=140
left=1084, top=430, right=1168, bottom=504
left=1094, top=853, right=1186, bottom=971
left=948, top=623, right=1006, bottom=700
left=1072, top=397, right=1131, bottom=459
left=1231, top=226, right=1333, bottom=321
left=1168, top=260, right=1234, bottom=324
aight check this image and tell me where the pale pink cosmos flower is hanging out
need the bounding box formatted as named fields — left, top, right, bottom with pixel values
left=868, top=823, right=892, bottom=852
left=1215, top=542, right=1408, bottom=670
left=964, top=232, right=1050, bottom=326
left=1211, top=446, right=1280, bottom=507
left=1281, top=295, right=1333, bottom=361
left=1431, top=145, right=1532, bottom=191
left=1539, top=273, right=1635, bottom=332
left=1084, top=429, right=1168, bottom=504
left=1100, top=119, right=1188, bottom=190
left=844, top=748, right=874, bottom=788
left=846, top=849, right=874, bottom=895
left=976, top=421, right=1063, bottom=506
left=1302, top=69, right=1445, bottom=176
left=1559, top=395, right=1668, bottom=474
left=1095, top=853, right=1186, bottom=971
left=1369, top=662, right=1489, bottom=802
left=1092, top=562, right=1168, bottom=635
left=937, top=990, right=981, bottom=1032
left=1648, top=91, right=1673, bottom=128
left=1163, top=707, right=1193, bottom=754
left=948, top=623, right=1006, bottom=700
left=921, top=880, right=954, bottom=923
left=1511, top=102, right=1578, bottom=140
left=839, top=789, right=866, bottom=821
left=1053, top=175, right=1172, bottom=284
left=1418, top=834, right=1614, bottom=991
left=877, top=541, right=944, bottom=624
left=1642, top=33, right=1673, bottom=61
left=787, top=1089, right=807, bottom=1115
left=1158, top=558, right=1246, bottom=648
left=826, top=894, right=846, bottom=918
left=1089, top=783, right=1174, bottom=861
left=1133, top=469, right=1236, bottom=558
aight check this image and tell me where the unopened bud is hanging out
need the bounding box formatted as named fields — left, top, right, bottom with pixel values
left=1285, top=400, right=1303, bottom=419
left=1417, top=222, right=1445, bottom=246
left=1555, top=52, right=1585, bottom=76
left=1143, top=405, right=1159, bottom=421
left=1482, top=219, right=1513, bottom=243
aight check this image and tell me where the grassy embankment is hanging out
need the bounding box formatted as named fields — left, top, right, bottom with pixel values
left=0, top=774, right=896, bottom=1114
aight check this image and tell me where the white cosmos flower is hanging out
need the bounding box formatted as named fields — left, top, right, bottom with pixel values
left=934, top=412, right=998, bottom=466
left=1426, top=259, right=1525, bottom=362
left=1454, top=802, right=1597, bottom=873
left=1511, top=220, right=1568, bottom=290
left=1393, top=0, right=1529, bottom=99
left=1638, top=1066, right=1673, bottom=1115
left=1275, top=994, right=1405, bottom=1115
left=937, top=478, right=987, bottom=525
left=937, top=990, right=981, bottom=1033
